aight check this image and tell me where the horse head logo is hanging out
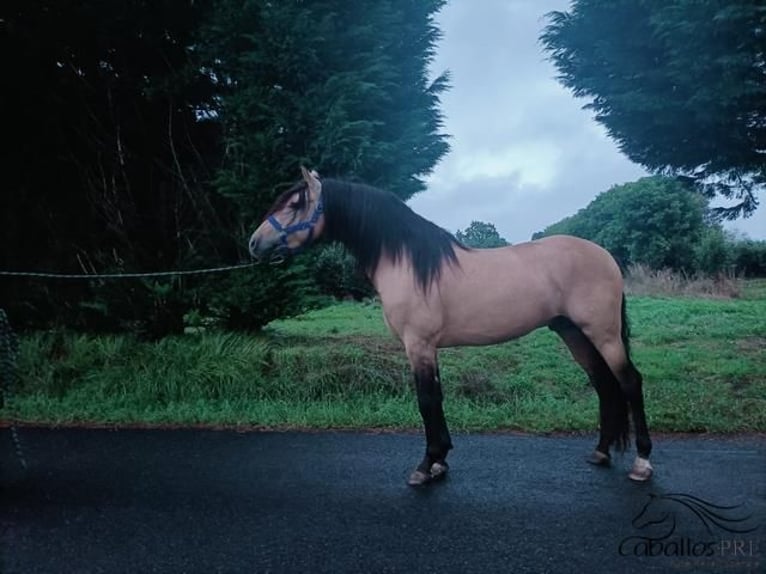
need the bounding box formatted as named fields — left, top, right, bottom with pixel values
left=631, top=493, right=678, bottom=539
left=632, top=493, right=757, bottom=538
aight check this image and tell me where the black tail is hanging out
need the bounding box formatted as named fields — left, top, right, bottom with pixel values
left=609, top=381, right=631, bottom=452
left=620, top=293, right=631, bottom=361
left=610, top=293, right=632, bottom=451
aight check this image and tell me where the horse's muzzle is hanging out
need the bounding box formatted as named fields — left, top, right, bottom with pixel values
left=248, top=235, right=260, bottom=258
left=249, top=234, right=288, bottom=265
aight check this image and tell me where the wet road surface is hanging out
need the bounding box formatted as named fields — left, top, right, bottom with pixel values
left=1, top=428, right=764, bottom=573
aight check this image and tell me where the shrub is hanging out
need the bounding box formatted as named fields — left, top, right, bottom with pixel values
left=313, top=243, right=374, bottom=301
left=694, top=227, right=732, bottom=276
left=731, top=240, right=766, bottom=277
left=197, top=257, right=329, bottom=331
left=624, top=264, right=740, bottom=298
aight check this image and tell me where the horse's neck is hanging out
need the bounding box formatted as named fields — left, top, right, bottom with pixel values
left=369, top=253, right=408, bottom=294
left=370, top=252, right=433, bottom=303
left=370, top=253, right=445, bottom=344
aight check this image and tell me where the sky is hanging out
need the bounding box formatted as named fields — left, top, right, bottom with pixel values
left=408, top=0, right=765, bottom=244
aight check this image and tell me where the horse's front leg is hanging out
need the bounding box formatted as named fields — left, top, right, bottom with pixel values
left=405, top=342, right=453, bottom=486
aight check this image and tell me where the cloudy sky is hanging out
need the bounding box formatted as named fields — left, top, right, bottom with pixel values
left=409, top=0, right=765, bottom=243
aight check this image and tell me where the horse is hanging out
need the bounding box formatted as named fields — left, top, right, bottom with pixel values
left=249, top=167, right=653, bottom=486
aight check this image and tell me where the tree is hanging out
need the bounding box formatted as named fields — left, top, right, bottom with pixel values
left=201, top=0, right=450, bottom=220
left=1, top=1, right=451, bottom=333
left=534, top=176, right=708, bottom=271
left=195, top=0, right=451, bottom=330
left=541, top=1, right=765, bottom=219
left=1, top=0, right=222, bottom=335
left=455, top=221, right=509, bottom=248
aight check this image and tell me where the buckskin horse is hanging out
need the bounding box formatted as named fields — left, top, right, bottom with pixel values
left=248, top=167, right=653, bottom=486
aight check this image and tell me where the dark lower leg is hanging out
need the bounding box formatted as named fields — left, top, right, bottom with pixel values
left=415, top=363, right=452, bottom=472
left=623, top=364, right=652, bottom=458
left=548, top=320, right=615, bottom=458
left=592, top=366, right=631, bottom=455
left=592, top=376, right=614, bottom=457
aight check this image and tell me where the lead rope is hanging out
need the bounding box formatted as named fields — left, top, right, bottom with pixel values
left=0, top=309, right=27, bottom=470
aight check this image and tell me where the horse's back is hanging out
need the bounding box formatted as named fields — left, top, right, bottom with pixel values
left=453, top=234, right=622, bottom=296
left=433, top=235, right=623, bottom=347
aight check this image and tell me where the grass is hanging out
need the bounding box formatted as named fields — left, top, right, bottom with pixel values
left=4, top=285, right=765, bottom=434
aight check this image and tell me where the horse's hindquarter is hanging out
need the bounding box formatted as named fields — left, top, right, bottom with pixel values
left=437, top=237, right=623, bottom=347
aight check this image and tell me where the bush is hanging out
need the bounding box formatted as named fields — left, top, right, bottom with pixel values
left=692, top=231, right=766, bottom=278
left=313, top=243, right=374, bottom=301
left=197, top=257, right=330, bottom=332
left=2, top=275, right=190, bottom=339
left=694, top=227, right=731, bottom=276
left=624, top=264, right=740, bottom=298
left=731, top=240, right=766, bottom=277
left=534, top=176, right=708, bottom=271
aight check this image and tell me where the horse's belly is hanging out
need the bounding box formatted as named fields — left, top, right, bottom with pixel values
left=437, top=296, right=553, bottom=347
left=435, top=248, right=564, bottom=347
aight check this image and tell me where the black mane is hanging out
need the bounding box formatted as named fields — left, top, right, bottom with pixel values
left=319, top=179, right=463, bottom=290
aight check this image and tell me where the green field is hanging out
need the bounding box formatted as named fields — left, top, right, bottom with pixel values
left=5, top=281, right=765, bottom=434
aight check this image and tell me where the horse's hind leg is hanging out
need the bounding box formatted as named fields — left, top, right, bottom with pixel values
left=549, top=317, right=628, bottom=467
left=404, top=339, right=452, bottom=486
left=585, top=334, right=653, bottom=482
left=617, top=361, right=653, bottom=481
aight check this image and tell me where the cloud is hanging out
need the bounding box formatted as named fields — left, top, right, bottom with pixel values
left=410, top=0, right=765, bottom=242
left=452, top=140, right=562, bottom=189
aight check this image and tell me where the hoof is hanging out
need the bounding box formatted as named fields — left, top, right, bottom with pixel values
left=628, top=456, right=653, bottom=482
left=407, top=470, right=430, bottom=486
left=429, top=461, right=448, bottom=480
left=586, top=450, right=611, bottom=466
left=407, top=461, right=449, bottom=487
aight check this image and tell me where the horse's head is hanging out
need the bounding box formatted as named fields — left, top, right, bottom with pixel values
left=249, top=167, right=325, bottom=261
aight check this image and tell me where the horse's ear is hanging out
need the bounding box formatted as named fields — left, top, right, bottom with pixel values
left=300, top=166, right=321, bottom=194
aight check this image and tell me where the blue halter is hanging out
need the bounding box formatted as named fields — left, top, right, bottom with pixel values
left=266, top=196, right=324, bottom=253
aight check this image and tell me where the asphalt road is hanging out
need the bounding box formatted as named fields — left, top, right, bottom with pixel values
left=1, top=428, right=764, bottom=574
